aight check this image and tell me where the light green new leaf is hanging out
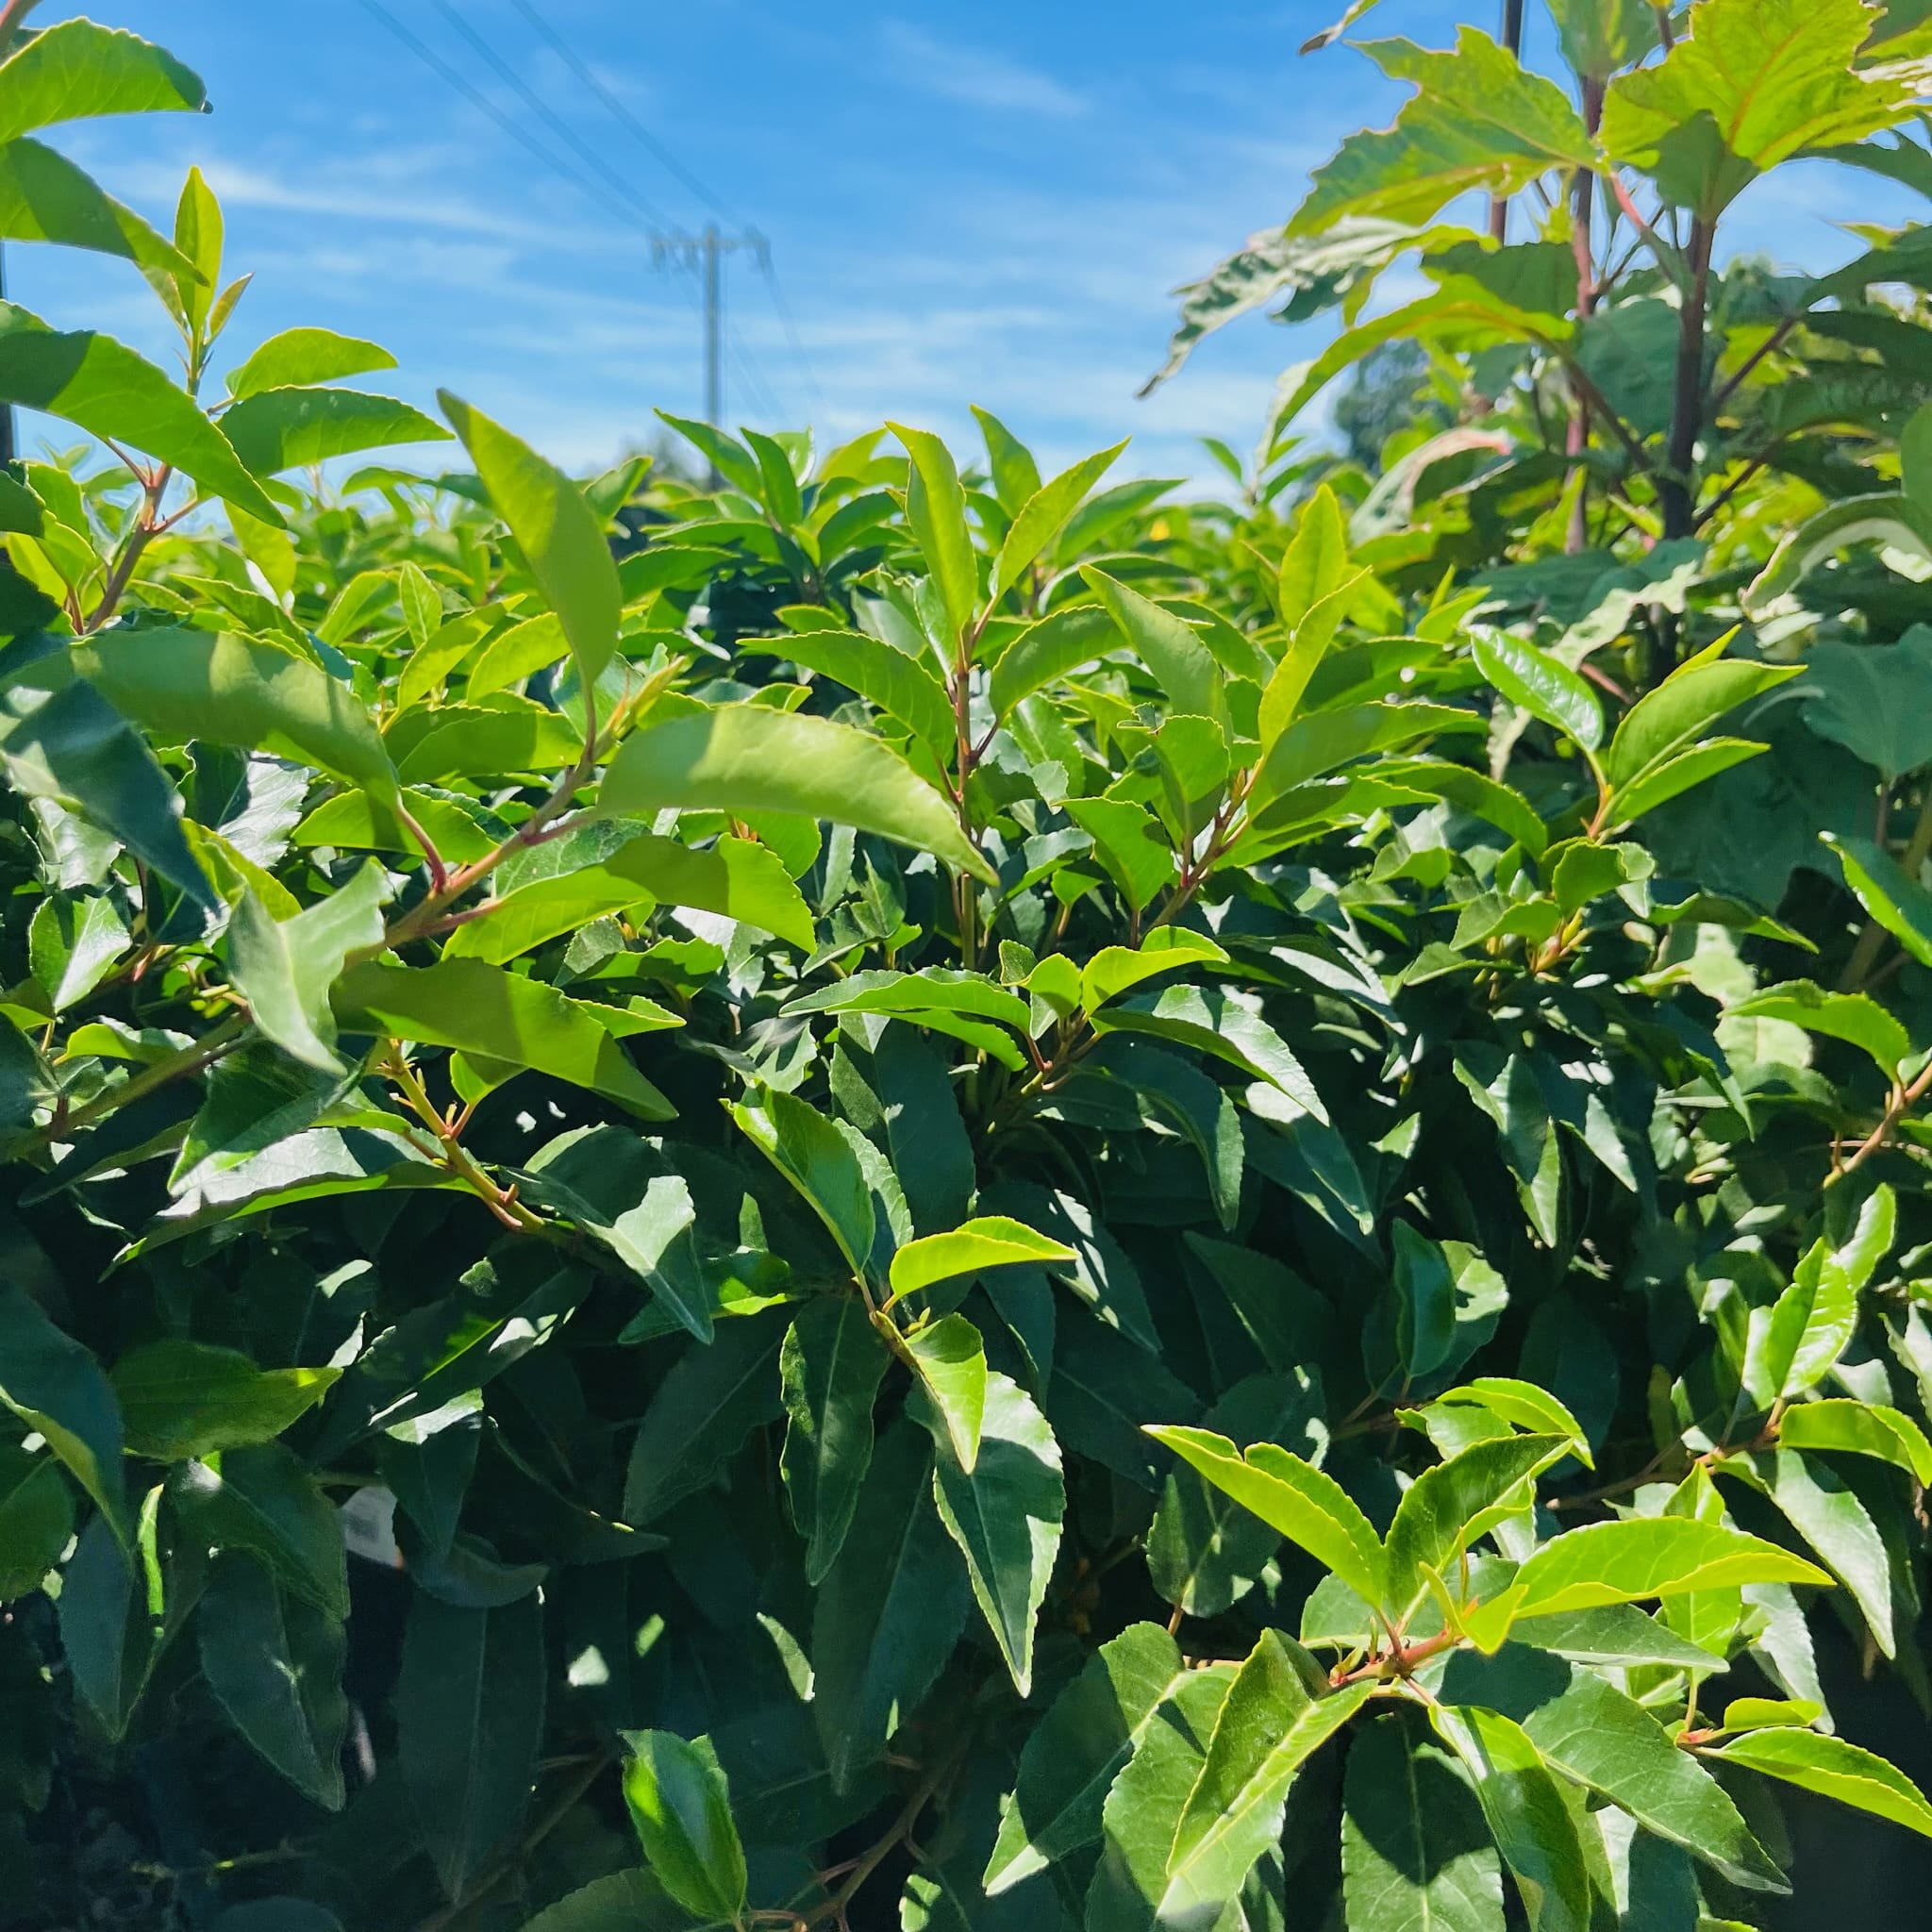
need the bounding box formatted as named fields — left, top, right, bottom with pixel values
left=441, top=391, right=621, bottom=687
left=1430, top=1380, right=1592, bottom=1467
left=730, top=1088, right=876, bottom=1277
left=891, top=422, right=979, bottom=650
left=228, top=859, right=389, bottom=1071
left=0, top=1282, right=125, bottom=1544
left=226, top=326, right=397, bottom=399
left=0, top=20, right=205, bottom=142
left=222, top=387, right=448, bottom=475
left=1744, top=493, right=1932, bottom=616
left=984, top=1622, right=1190, bottom=1894
left=601, top=706, right=992, bottom=882
left=1778, top=1400, right=1932, bottom=1485
left=1606, top=657, right=1797, bottom=791
left=1430, top=1705, right=1591, bottom=1932
left=1473, top=629, right=1602, bottom=750
left=779, top=1296, right=888, bottom=1585
left=74, top=628, right=397, bottom=801
left=1385, top=1436, right=1567, bottom=1616
left=907, top=1313, right=989, bottom=1473
left=1080, top=928, right=1230, bottom=1009
left=1291, top=28, right=1594, bottom=236
left=1605, top=738, right=1766, bottom=825
left=1080, top=567, right=1228, bottom=726
left=622, top=1731, right=747, bottom=1924
left=1258, top=568, right=1368, bottom=749
left=0, top=138, right=198, bottom=280
left=926, top=1371, right=1063, bottom=1696
left=113, top=1341, right=338, bottom=1461
left=1160, top=1632, right=1373, bottom=1925
left=1512, top=1518, right=1831, bottom=1620
left=333, top=959, right=674, bottom=1117
left=1708, top=1725, right=1932, bottom=1840
left=1602, top=0, right=1926, bottom=215
left=888, top=1216, right=1078, bottom=1303
left=1146, top=1424, right=1386, bottom=1607
left=0, top=304, right=280, bottom=523
left=787, top=968, right=1030, bottom=1035
left=991, top=441, right=1126, bottom=606
left=443, top=831, right=815, bottom=959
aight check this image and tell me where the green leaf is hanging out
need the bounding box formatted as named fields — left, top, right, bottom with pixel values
left=730, top=1088, right=875, bottom=1278
left=518, top=1872, right=696, bottom=1932
left=1342, top=1709, right=1505, bottom=1932
left=1385, top=1436, right=1567, bottom=1616
left=779, top=1296, right=888, bottom=1584
left=1826, top=832, right=1932, bottom=967
left=986, top=604, right=1119, bottom=720
left=1778, top=1399, right=1932, bottom=1485
left=741, top=627, right=954, bottom=764
left=1091, top=983, right=1327, bottom=1121
left=1080, top=567, right=1228, bottom=726
left=1085, top=1663, right=1238, bottom=1931
left=1743, top=493, right=1932, bottom=616
left=228, top=860, right=389, bottom=1071
left=225, top=326, right=396, bottom=400
left=446, top=830, right=814, bottom=960
left=197, top=1554, right=347, bottom=1809
left=983, top=1622, right=1188, bottom=1894
left=1427, top=1379, right=1593, bottom=1468
left=972, top=405, right=1042, bottom=515
left=395, top=1592, right=545, bottom=1902
left=811, top=1422, right=969, bottom=1791
left=1544, top=0, right=1658, bottom=77
left=1708, top=1725, right=1932, bottom=1839
left=1291, top=28, right=1594, bottom=236
left=0, top=304, right=279, bottom=523
left=168, top=1443, right=346, bottom=1617
left=0, top=138, right=197, bottom=280
left=1079, top=929, right=1230, bottom=1010
left=788, top=968, right=1031, bottom=1036
left=1430, top=1705, right=1591, bottom=1932
left=1062, top=796, right=1176, bottom=913
left=1602, top=0, right=1925, bottom=216
left=616, top=1298, right=786, bottom=1520
left=113, top=1341, right=338, bottom=1461
left=1728, top=980, right=1910, bottom=1080
left=1792, top=630, right=1932, bottom=780
left=441, top=391, right=621, bottom=688
left=1160, top=1633, right=1372, bottom=1924
left=1441, top=1646, right=1787, bottom=1892
left=888, top=1216, right=1078, bottom=1303
left=1511, top=1519, right=1831, bottom=1620
left=1606, top=738, right=1767, bottom=825
left=0, top=1441, right=73, bottom=1598
left=1145, top=1425, right=1387, bottom=1607
left=0, top=1282, right=125, bottom=1542
left=333, top=958, right=673, bottom=1117
left=991, top=442, right=1126, bottom=606
left=601, top=705, right=992, bottom=883
left=1607, top=657, right=1796, bottom=791
left=622, top=1731, right=747, bottom=1924
left=891, top=422, right=979, bottom=650
left=1472, top=629, right=1602, bottom=750
left=73, top=628, right=396, bottom=801
left=925, top=1371, right=1064, bottom=1697
left=1748, top=1447, right=1894, bottom=1656
left=221, top=387, right=448, bottom=475
left=0, top=21, right=205, bottom=142
left=907, top=1313, right=990, bottom=1474
left=1248, top=699, right=1482, bottom=813
left=1498, top=1604, right=1723, bottom=1673
left=27, top=891, right=127, bottom=1011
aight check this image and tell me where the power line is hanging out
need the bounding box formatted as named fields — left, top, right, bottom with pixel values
left=506, top=0, right=739, bottom=223
left=355, top=0, right=651, bottom=240
left=758, top=257, right=823, bottom=407
left=428, top=0, right=679, bottom=234
left=727, top=322, right=784, bottom=425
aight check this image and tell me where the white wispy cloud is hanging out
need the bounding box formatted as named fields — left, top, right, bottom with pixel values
left=879, top=22, right=1090, bottom=120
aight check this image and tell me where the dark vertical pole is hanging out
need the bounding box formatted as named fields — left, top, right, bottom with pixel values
left=1488, top=0, right=1527, bottom=242
left=702, top=223, right=723, bottom=484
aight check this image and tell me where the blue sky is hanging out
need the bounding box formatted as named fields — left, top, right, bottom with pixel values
left=13, top=2, right=1919, bottom=489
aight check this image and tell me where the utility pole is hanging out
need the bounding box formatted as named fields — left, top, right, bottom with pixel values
left=653, top=225, right=768, bottom=483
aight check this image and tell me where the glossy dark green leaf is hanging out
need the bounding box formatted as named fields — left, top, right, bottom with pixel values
left=113, top=1340, right=338, bottom=1460
left=779, top=1295, right=888, bottom=1583
left=0, top=1282, right=125, bottom=1540
left=0, top=1440, right=73, bottom=1599
left=167, top=1443, right=346, bottom=1617
left=395, top=1591, right=545, bottom=1902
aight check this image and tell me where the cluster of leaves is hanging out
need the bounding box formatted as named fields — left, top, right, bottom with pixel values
left=9, top=5, right=1932, bottom=1931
